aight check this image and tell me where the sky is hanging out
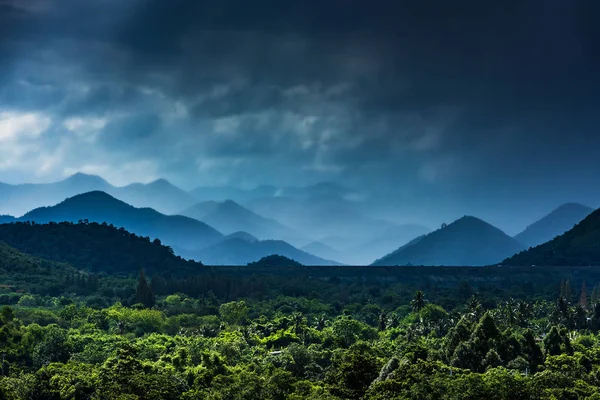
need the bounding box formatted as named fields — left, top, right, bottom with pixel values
left=1, top=0, right=599, bottom=232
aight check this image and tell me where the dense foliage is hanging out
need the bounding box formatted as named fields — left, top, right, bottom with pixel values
left=0, top=242, right=79, bottom=296
left=3, top=222, right=600, bottom=398
left=4, top=278, right=600, bottom=399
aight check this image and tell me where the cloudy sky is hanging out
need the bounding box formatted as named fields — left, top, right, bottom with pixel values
left=1, top=0, right=599, bottom=230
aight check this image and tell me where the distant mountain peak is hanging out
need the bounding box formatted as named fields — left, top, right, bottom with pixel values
left=373, top=215, right=522, bottom=266
left=62, top=172, right=110, bottom=186
left=147, top=178, right=176, bottom=188
left=66, top=190, right=121, bottom=202
left=514, top=203, right=594, bottom=248
left=221, top=199, right=241, bottom=207
left=454, top=215, right=482, bottom=223
left=442, top=215, right=498, bottom=231
left=225, top=231, right=259, bottom=243
left=555, top=202, right=591, bottom=211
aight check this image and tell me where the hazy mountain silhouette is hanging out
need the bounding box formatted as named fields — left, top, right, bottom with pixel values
left=247, top=254, right=303, bottom=267
left=0, top=173, right=110, bottom=216
left=301, top=241, right=343, bottom=263
left=372, top=216, right=524, bottom=266
left=503, top=207, right=600, bottom=266
left=306, top=223, right=430, bottom=265
left=224, top=231, right=260, bottom=243
left=0, top=173, right=196, bottom=216
left=189, top=182, right=352, bottom=204
left=17, top=191, right=223, bottom=255
left=514, top=203, right=594, bottom=248
left=190, top=185, right=279, bottom=203
left=351, top=224, right=432, bottom=265
left=180, top=200, right=306, bottom=244
left=370, top=234, right=427, bottom=265
left=276, top=182, right=356, bottom=200
left=196, top=238, right=339, bottom=266
left=115, top=179, right=197, bottom=214
left=245, top=194, right=409, bottom=248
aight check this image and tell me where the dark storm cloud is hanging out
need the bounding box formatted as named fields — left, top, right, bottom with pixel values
left=1, top=0, right=599, bottom=230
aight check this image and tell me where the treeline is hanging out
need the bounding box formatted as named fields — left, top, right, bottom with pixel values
left=0, top=221, right=201, bottom=275
left=3, top=286, right=600, bottom=399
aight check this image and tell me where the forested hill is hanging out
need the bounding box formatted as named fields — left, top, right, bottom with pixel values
left=247, top=254, right=303, bottom=267
left=503, top=207, right=600, bottom=266
left=514, top=203, right=594, bottom=248
left=18, top=191, right=224, bottom=255
left=0, top=221, right=202, bottom=275
left=0, top=241, right=78, bottom=294
left=0, top=215, right=16, bottom=223
left=373, top=216, right=524, bottom=266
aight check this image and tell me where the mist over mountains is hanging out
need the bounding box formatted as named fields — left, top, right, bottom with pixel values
left=0, top=173, right=432, bottom=264
left=0, top=173, right=196, bottom=216
left=0, top=172, right=598, bottom=266
left=180, top=200, right=307, bottom=245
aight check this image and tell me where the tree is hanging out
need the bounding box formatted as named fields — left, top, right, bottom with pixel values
left=219, top=301, right=248, bottom=326
left=482, top=349, right=503, bottom=370
left=591, top=284, right=600, bottom=305
left=579, top=282, right=588, bottom=310
left=543, top=326, right=562, bottom=356
left=326, top=343, right=381, bottom=399
left=564, top=279, right=572, bottom=304
left=411, top=291, right=426, bottom=318
left=135, top=269, right=155, bottom=308
left=590, top=302, right=600, bottom=331
left=378, top=312, right=387, bottom=332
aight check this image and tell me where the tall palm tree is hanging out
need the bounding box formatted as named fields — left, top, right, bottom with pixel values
left=411, top=290, right=426, bottom=324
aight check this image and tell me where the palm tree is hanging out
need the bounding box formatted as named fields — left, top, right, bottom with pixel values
left=292, top=312, right=306, bottom=335
left=466, top=296, right=482, bottom=322
left=411, top=291, right=426, bottom=324
left=315, top=314, right=327, bottom=331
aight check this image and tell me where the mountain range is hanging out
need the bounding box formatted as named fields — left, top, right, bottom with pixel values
left=3, top=191, right=337, bottom=265
left=0, top=173, right=196, bottom=216
left=180, top=200, right=306, bottom=245
left=245, top=193, right=430, bottom=263
left=372, top=216, right=525, bottom=266
left=189, top=181, right=353, bottom=204
left=13, top=191, right=223, bottom=255
left=1, top=174, right=431, bottom=265
left=301, top=241, right=344, bottom=263
left=514, top=203, right=594, bottom=248
left=3, top=173, right=598, bottom=267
